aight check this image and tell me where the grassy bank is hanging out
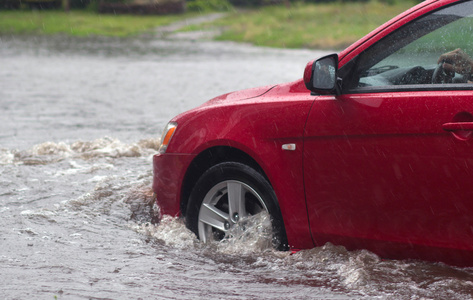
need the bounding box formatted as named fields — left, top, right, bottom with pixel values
left=0, top=10, right=193, bottom=36
left=186, top=1, right=417, bottom=49
left=0, top=1, right=417, bottom=48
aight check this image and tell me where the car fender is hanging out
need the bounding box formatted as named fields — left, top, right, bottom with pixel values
left=167, top=80, right=317, bottom=248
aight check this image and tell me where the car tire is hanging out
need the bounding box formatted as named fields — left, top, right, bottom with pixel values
left=186, top=162, right=288, bottom=250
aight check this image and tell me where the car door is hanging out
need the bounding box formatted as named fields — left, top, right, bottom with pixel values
left=303, top=0, right=473, bottom=259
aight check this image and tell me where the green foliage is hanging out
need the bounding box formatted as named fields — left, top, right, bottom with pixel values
left=70, top=0, right=92, bottom=9
left=185, top=0, right=417, bottom=49
left=0, top=0, right=60, bottom=9
left=187, top=0, right=232, bottom=12
left=0, top=1, right=419, bottom=50
left=228, top=0, right=282, bottom=6
left=0, top=10, right=190, bottom=36
left=85, top=0, right=99, bottom=11
left=303, top=0, right=368, bottom=3
left=0, top=0, right=20, bottom=9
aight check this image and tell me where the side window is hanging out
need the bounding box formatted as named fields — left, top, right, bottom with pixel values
left=348, top=0, right=473, bottom=90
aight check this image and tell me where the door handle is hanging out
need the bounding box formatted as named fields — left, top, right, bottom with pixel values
left=442, top=122, right=473, bottom=141
left=442, top=122, right=473, bottom=132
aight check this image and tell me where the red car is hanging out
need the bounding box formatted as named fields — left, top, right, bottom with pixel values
left=153, top=0, right=473, bottom=266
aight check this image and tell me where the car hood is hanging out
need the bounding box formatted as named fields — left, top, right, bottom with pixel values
left=173, top=79, right=309, bottom=123
left=204, top=84, right=276, bottom=106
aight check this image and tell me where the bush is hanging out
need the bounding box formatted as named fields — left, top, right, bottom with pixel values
left=70, top=0, right=92, bottom=9
left=228, top=0, right=283, bottom=6
left=186, top=0, right=232, bottom=11
left=0, top=0, right=20, bottom=9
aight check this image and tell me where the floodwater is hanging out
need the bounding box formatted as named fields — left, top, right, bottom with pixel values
left=1, top=33, right=473, bottom=299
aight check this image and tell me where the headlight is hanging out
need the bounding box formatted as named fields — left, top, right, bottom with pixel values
left=158, top=122, right=177, bottom=154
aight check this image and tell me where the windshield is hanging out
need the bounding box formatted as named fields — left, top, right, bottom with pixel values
left=347, top=0, right=473, bottom=90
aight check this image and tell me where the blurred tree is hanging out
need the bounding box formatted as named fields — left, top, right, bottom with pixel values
left=186, top=0, right=232, bottom=11
left=227, top=0, right=284, bottom=6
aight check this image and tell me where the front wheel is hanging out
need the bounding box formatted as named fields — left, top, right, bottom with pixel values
left=186, top=162, right=288, bottom=250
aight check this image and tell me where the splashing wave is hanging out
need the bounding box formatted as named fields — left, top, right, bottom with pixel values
left=0, top=137, right=160, bottom=165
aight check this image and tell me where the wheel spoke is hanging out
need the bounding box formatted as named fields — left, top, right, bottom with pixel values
left=227, top=181, right=247, bottom=221
left=199, top=203, right=229, bottom=232
left=195, top=175, right=271, bottom=244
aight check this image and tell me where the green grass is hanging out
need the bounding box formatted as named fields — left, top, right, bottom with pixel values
left=185, top=1, right=417, bottom=49
left=0, top=10, right=194, bottom=36
left=0, top=1, right=417, bottom=48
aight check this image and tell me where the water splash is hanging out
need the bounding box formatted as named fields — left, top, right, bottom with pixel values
left=216, top=212, right=274, bottom=255
left=0, top=149, right=14, bottom=164
left=132, top=216, right=197, bottom=250
left=1, top=137, right=160, bottom=166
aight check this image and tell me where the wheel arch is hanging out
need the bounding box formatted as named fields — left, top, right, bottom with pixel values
left=180, top=146, right=268, bottom=217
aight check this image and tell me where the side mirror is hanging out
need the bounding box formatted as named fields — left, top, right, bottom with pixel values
left=303, top=54, right=341, bottom=95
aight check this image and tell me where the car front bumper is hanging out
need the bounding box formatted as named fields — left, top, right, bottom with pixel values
left=152, top=152, right=196, bottom=216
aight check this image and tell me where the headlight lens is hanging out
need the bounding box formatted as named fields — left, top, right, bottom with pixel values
left=158, top=122, right=177, bottom=154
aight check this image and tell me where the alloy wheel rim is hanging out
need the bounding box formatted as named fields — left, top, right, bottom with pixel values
left=197, top=180, right=268, bottom=243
